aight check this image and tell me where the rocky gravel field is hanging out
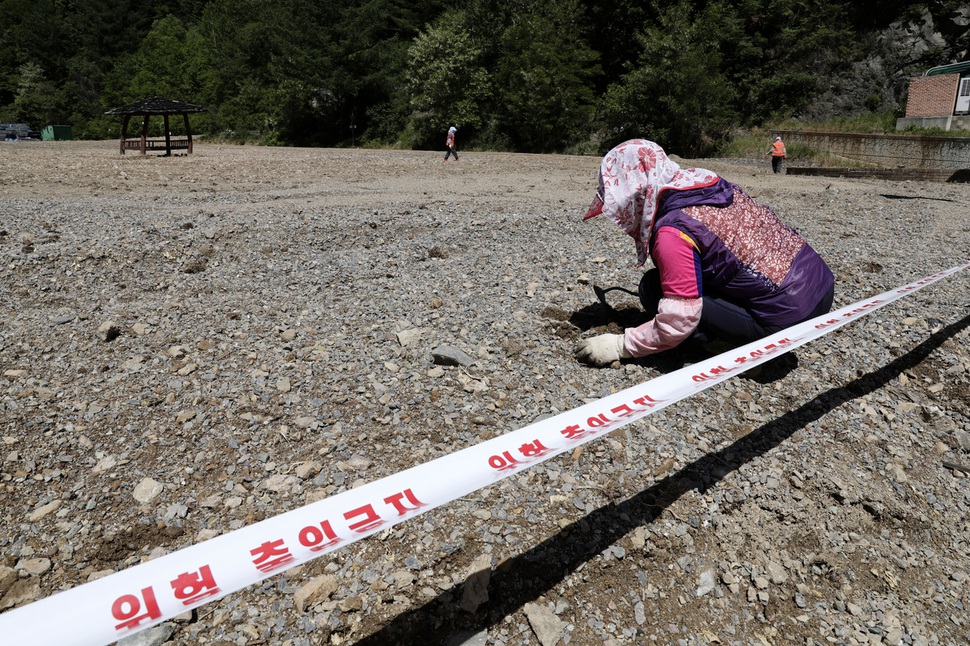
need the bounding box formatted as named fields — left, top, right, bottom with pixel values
left=1, top=141, right=969, bottom=646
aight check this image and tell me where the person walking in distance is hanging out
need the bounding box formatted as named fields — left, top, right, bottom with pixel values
left=766, top=136, right=786, bottom=173
left=444, top=126, right=459, bottom=161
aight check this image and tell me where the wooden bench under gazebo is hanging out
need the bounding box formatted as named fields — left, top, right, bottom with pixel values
left=106, top=97, right=205, bottom=155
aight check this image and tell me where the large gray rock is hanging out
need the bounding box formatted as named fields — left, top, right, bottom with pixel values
left=432, top=345, right=476, bottom=367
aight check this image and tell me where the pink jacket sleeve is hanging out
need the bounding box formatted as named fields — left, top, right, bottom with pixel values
left=623, top=296, right=702, bottom=356
left=622, top=224, right=703, bottom=356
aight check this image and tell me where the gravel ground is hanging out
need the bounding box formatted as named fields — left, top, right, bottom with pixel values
left=1, top=141, right=969, bottom=646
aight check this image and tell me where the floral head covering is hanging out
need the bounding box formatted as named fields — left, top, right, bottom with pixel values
left=584, top=139, right=719, bottom=265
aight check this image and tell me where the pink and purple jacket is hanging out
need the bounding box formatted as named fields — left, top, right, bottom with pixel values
left=584, top=139, right=833, bottom=357
left=625, top=178, right=834, bottom=355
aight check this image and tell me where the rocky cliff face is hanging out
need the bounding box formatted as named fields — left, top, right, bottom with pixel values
left=805, top=8, right=969, bottom=121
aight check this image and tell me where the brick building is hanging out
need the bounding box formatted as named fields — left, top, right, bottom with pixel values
left=897, top=60, right=970, bottom=131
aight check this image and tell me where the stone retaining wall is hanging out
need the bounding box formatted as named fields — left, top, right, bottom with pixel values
left=786, top=167, right=970, bottom=183
left=775, top=129, right=970, bottom=169
left=895, top=115, right=970, bottom=131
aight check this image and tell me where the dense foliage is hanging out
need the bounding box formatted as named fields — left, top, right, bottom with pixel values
left=1, top=0, right=967, bottom=155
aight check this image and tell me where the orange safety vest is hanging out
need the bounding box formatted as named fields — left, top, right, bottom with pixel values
left=771, top=140, right=786, bottom=157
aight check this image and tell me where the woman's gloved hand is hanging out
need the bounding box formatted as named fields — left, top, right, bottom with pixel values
left=574, top=333, right=631, bottom=366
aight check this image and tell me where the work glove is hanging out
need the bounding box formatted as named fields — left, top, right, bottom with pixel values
left=574, top=333, right=631, bottom=367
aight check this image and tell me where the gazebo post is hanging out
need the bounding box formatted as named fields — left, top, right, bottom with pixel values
left=140, top=115, right=149, bottom=155
left=183, top=113, right=193, bottom=154
left=163, top=114, right=172, bottom=156
left=120, top=115, right=131, bottom=155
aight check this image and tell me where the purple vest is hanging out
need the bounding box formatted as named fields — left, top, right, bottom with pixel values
left=652, top=179, right=834, bottom=326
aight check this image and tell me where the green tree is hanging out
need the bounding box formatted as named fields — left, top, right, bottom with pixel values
left=2, top=0, right=967, bottom=149
left=492, top=0, right=600, bottom=152
left=0, top=0, right=68, bottom=111
left=725, top=0, right=857, bottom=123
left=66, top=0, right=160, bottom=70
left=600, top=0, right=738, bottom=156
left=114, top=16, right=199, bottom=101
left=12, top=61, right=61, bottom=126
left=581, top=0, right=651, bottom=92
left=98, top=15, right=219, bottom=137
left=334, top=0, right=450, bottom=145
left=193, top=0, right=344, bottom=144
left=405, top=10, right=491, bottom=148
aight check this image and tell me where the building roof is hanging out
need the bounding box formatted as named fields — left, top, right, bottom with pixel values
left=105, top=97, right=206, bottom=115
left=925, top=61, right=970, bottom=76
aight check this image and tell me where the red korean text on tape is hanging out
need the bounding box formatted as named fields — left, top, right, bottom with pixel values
left=1, top=261, right=967, bottom=645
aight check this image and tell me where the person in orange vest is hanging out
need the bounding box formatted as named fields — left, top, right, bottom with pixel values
left=766, top=136, right=786, bottom=173
left=443, top=126, right=459, bottom=161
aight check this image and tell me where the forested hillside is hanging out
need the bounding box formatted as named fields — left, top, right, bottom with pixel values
left=1, top=0, right=968, bottom=155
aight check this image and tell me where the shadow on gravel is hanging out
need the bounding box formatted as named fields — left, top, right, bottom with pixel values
left=568, top=301, right=649, bottom=333
left=355, top=312, right=970, bottom=645
left=634, top=345, right=800, bottom=383
left=879, top=193, right=959, bottom=203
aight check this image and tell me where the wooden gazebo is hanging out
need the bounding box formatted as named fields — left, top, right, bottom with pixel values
left=105, top=97, right=206, bottom=155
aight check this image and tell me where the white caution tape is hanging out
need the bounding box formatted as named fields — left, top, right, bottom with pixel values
left=1, top=262, right=967, bottom=645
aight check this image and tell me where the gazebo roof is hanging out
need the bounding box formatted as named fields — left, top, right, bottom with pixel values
left=105, top=96, right=206, bottom=116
